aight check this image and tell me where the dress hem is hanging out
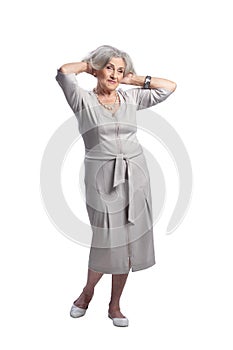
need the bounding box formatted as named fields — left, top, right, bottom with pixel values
left=88, top=260, right=156, bottom=275
left=131, top=260, right=156, bottom=272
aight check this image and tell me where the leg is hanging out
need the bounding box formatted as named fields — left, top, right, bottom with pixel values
left=74, top=268, right=103, bottom=309
left=108, top=273, right=129, bottom=318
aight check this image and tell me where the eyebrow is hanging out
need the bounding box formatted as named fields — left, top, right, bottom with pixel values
left=107, top=62, right=125, bottom=70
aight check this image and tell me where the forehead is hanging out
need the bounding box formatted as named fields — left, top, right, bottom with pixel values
left=107, top=57, right=125, bottom=68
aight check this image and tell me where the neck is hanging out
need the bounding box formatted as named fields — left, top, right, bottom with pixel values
left=95, top=84, right=116, bottom=97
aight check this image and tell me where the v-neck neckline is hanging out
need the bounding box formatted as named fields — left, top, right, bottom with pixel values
left=91, top=89, right=125, bottom=119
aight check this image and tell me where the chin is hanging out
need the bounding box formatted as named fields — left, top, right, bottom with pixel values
left=108, top=84, right=119, bottom=90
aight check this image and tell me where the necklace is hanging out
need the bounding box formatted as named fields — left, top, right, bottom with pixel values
left=93, top=88, right=120, bottom=111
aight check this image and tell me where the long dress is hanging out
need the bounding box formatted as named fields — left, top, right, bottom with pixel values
left=55, top=69, right=174, bottom=274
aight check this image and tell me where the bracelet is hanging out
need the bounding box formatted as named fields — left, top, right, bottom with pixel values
left=143, top=75, right=151, bottom=89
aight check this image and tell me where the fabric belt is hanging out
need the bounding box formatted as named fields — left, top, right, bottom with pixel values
left=85, top=149, right=143, bottom=225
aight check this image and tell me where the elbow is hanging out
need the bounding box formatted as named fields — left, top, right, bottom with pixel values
left=164, top=81, right=177, bottom=93
left=58, top=65, right=68, bottom=74
left=171, top=81, right=177, bottom=92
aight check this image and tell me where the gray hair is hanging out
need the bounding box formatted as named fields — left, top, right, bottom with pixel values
left=82, top=45, right=136, bottom=76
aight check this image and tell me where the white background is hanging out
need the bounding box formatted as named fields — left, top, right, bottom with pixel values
left=1, top=0, right=233, bottom=348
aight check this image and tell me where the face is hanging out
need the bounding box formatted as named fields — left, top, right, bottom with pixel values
left=95, top=57, right=126, bottom=92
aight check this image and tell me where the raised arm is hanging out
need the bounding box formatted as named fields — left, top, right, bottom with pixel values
left=58, top=61, right=93, bottom=75
left=55, top=62, right=94, bottom=114
left=121, top=73, right=177, bottom=92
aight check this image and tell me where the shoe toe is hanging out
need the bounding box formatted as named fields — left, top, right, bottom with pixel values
left=108, top=314, right=129, bottom=327
left=70, top=304, right=87, bottom=318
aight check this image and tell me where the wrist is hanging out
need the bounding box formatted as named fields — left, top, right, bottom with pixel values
left=143, top=76, right=151, bottom=89
left=81, top=62, right=89, bottom=73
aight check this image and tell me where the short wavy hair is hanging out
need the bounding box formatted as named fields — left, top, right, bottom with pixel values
left=82, top=45, right=136, bottom=76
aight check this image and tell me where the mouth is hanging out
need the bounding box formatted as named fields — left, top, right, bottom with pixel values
left=108, top=80, right=117, bottom=84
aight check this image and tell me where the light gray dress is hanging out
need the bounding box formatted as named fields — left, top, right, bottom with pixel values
left=55, top=70, right=174, bottom=274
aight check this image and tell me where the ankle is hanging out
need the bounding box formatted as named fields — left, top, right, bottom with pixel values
left=108, top=302, right=120, bottom=311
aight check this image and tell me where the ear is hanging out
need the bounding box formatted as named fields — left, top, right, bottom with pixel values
left=93, top=69, right=97, bottom=77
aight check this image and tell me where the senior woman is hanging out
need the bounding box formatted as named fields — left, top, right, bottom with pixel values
left=55, top=45, right=176, bottom=327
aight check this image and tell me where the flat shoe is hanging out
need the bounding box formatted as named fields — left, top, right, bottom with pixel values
left=70, top=304, right=87, bottom=318
left=108, top=313, right=129, bottom=327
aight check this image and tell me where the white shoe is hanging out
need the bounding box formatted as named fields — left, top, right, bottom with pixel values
left=70, top=304, right=87, bottom=318
left=108, top=313, right=129, bottom=327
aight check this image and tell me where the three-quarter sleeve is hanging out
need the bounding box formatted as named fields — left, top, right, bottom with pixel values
left=124, top=87, right=174, bottom=110
left=55, top=69, right=87, bottom=114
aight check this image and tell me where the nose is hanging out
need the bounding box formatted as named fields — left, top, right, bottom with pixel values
left=110, top=69, right=117, bottom=79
